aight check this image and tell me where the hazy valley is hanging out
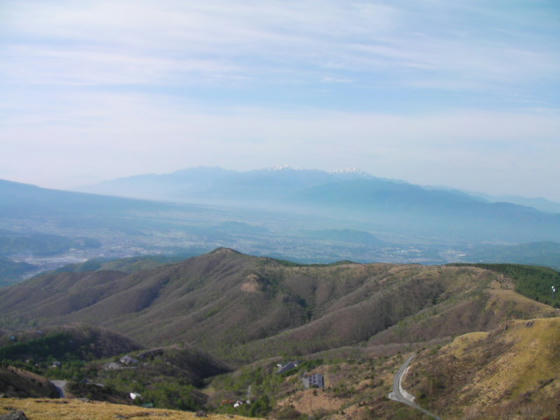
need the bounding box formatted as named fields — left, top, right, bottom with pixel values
left=2, top=169, right=560, bottom=288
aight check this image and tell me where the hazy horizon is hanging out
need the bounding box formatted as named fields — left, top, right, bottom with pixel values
left=2, top=1, right=559, bottom=200
left=2, top=165, right=560, bottom=211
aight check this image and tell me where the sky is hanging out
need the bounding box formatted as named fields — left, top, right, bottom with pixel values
left=1, top=0, right=560, bottom=200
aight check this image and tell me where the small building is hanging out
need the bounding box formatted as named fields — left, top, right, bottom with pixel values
left=302, top=373, right=324, bottom=389
left=130, top=392, right=142, bottom=400
left=233, top=400, right=244, bottom=408
left=277, top=361, right=299, bottom=374
left=51, top=361, right=61, bottom=368
left=104, top=362, right=122, bottom=370
left=120, top=355, right=139, bottom=366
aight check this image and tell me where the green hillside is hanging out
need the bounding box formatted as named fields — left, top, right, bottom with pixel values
left=452, top=263, right=560, bottom=307
left=0, top=327, right=230, bottom=412
left=0, top=325, right=140, bottom=362
left=66, top=345, right=231, bottom=411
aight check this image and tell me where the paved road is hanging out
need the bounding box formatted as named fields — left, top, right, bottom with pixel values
left=50, top=380, right=68, bottom=398
left=388, top=354, right=441, bottom=420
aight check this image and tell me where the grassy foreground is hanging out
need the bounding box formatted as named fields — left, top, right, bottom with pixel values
left=0, top=398, right=257, bottom=420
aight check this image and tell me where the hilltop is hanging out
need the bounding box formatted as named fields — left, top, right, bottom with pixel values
left=0, top=249, right=557, bottom=362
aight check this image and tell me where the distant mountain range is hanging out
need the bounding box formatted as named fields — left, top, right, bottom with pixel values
left=0, top=178, right=180, bottom=224
left=1, top=175, right=559, bottom=274
left=83, top=166, right=560, bottom=212
left=80, top=167, right=560, bottom=243
left=476, top=193, right=560, bottom=214
left=80, top=166, right=460, bottom=204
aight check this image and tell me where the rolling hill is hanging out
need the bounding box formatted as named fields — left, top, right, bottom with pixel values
left=0, top=249, right=556, bottom=363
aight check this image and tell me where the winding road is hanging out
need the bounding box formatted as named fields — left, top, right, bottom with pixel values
left=388, top=354, right=441, bottom=420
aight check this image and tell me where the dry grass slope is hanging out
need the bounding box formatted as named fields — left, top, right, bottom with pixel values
left=0, top=398, right=258, bottom=420
left=405, top=317, right=560, bottom=419
left=0, top=367, right=58, bottom=398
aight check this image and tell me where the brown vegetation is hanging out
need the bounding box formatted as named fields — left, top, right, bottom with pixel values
left=0, top=398, right=256, bottom=420
left=0, top=250, right=557, bottom=364
left=405, top=317, right=560, bottom=419
left=0, top=367, right=58, bottom=398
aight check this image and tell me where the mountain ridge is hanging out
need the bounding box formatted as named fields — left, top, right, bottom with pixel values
left=76, top=167, right=560, bottom=244
left=0, top=249, right=557, bottom=363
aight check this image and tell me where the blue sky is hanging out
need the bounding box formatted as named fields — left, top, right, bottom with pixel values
left=1, top=0, right=559, bottom=200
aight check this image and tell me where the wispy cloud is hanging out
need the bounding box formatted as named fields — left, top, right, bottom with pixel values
left=1, top=1, right=559, bottom=200
left=2, top=0, right=559, bottom=93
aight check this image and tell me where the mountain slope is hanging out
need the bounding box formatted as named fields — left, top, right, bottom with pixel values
left=0, top=325, right=141, bottom=361
left=0, top=366, right=59, bottom=398
left=0, top=256, right=37, bottom=286
left=0, top=179, right=168, bottom=220
left=405, top=317, right=560, bottom=419
left=0, top=250, right=556, bottom=363
left=82, top=167, right=349, bottom=202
